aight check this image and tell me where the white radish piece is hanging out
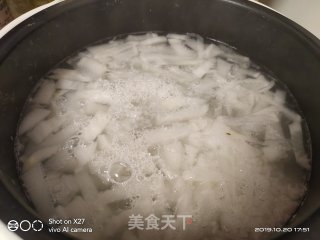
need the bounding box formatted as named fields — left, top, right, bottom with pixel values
left=225, top=53, right=250, bottom=68
left=160, top=97, right=206, bottom=111
left=160, top=141, right=183, bottom=172
left=74, top=90, right=113, bottom=105
left=239, top=78, right=274, bottom=93
left=289, top=121, right=310, bottom=169
left=27, top=116, right=66, bottom=143
left=193, top=61, right=213, bottom=78
left=104, top=210, right=132, bottom=237
left=167, top=33, right=187, bottom=41
left=81, top=112, right=110, bottom=142
left=19, top=108, right=50, bottom=135
left=113, top=45, right=139, bottom=61
left=64, top=196, right=91, bottom=219
left=281, top=107, right=302, bottom=122
left=97, top=187, right=128, bottom=205
left=21, top=163, right=55, bottom=219
left=184, top=144, right=199, bottom=166
left=184, top=35, right=205, bottom=54
left=273, top=90, right=286, bottom=104
left=74, top=142, right=97, bottom=168
left=51, top=68, right=90, bottom=82
left=23, top=145, right=59, bottom=171
left=169, top=38, right=195, bottom=57
left=127, top=33, right=155, bottom=42
left=75, top=170, right=98, bottom=202
left=84, top=102, right=109, bottom=115
left=46, top=174, right=80, bottom=206
left=33, top=81, right=56, bottom=105
left=216, top=58, right=233, bottom=78
left=76, top=56, right=106, bottom=78
left=262, top=144, right=288, bottom=163
left=54, top=205, right=67, bottom=219
left=41, top=123, right=79, bottom=147
left=56, top=79, right=85, bottom=90
left=140, top=35, right=167, bottom=46
left=97, top=134, right=112, bottom=151
left=143, top=123, right=199, bottom=145
left=44, top=150, right=78, bottom=173
left=202, top=43, right=223, bottom=59
left=157, top=104, right=208, bottom=125
left=264, top=123, right=285, bottom=141
left=175, top=187, right=193, bottom=214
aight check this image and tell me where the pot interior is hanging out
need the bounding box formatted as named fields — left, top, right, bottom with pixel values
left=0, top=0, right=320, bottom=239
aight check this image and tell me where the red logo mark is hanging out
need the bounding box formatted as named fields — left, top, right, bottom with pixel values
left=186, top=218, right=193, bottom=225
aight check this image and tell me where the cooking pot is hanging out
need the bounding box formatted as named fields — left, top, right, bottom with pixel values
left=0, top=0, right=320, bottom=239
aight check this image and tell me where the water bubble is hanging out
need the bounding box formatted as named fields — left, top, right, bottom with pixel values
left=79, top=100, right=85, bottom=107
left=137, top=175, right=144, bottom=182
left=109, top=162, right=132, bottom=183
left=56, top=96, right=67, bottom=107
left=64, top=136, right=80, bottom=151
left=148, top=146, right=159, bottom=156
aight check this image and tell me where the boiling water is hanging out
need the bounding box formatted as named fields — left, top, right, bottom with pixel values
left=15, top=33, right=311, bottom=240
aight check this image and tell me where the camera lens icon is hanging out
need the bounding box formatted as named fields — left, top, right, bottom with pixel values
left=7, top=220, right=19, bottom=232
left=32, top=220, right=44, bottom=231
